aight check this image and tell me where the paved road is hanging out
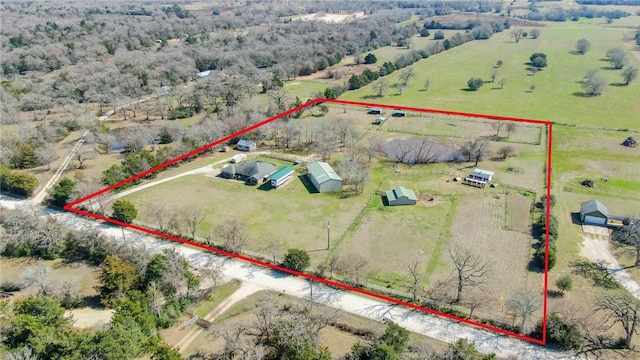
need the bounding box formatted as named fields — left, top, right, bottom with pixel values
left=0, top=196, right=576, bottom=360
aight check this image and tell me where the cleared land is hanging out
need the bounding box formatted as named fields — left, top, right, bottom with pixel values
left=115, top=102, right=547, bottom=329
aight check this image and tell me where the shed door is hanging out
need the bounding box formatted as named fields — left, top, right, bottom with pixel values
left=584, top=215, right=606, bottom=225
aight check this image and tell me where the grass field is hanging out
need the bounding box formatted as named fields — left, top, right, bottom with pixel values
left=341, top=24, right=640, bottom=129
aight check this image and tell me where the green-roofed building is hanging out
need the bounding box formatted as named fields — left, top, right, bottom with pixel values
left=307, top=161, right=342, bottom=193
left=269, top=166, right=295, bottom=188
left=385, top=186, right=417, bottom=206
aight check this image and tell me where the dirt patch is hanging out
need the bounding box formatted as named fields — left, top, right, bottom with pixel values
left=417, top=194, right=441, bottom=207
left=65, top=307, right=114, bottom=329
left=582, top=225, right=611, bottom=237
left=506, top=192, right=532, bottom=233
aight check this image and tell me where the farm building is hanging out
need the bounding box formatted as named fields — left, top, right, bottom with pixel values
left=234, top=161, right=276, bottom=185
left=373, top=116, right=386, bottom=125
left=237, top=139, right=256, bottom=152
left=230, top=154, right=247, bottom=163
left=307, top=161, right=342, bottom=193
left=385, top=186, right=417, bottom=206
left=220, top=165, right=235, bottom=179
left=392, top=110, right=406, bottom=117
left=269, top=166, right=295, bottom=188
left=580, top=200, right=609, bottom=226
left=368, top=107, right=383, bottom=115
left=464, top=169, right=495, bottom=188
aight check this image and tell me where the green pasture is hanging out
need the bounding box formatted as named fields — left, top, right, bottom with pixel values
left=341, top=25, right=640, bottom=129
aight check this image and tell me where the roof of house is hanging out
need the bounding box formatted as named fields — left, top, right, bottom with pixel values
left=236, top=161, right=276, bottom=179
left=580, top=199, right=609, bottom=218
left=237, top=139, right=255, bottom=147
left=393, top=109, right=406, bottom=114
left=471, top=168, right=495, bottom=177
left=386, top=186, right=417, bottom=202
left=221, top=165, right=235, bottom=174
left=370, top=107, right=382, bottom=112
left=307, top=161, right=342, bottom=184
left=269, top=166, right=294, bottom=181
left=197, top=70, right=211, bottom=77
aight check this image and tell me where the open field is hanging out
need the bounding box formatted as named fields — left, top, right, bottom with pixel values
left=341, top=24, right=640, bottom=129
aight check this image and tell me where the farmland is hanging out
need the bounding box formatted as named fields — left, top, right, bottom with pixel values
left=114, top=102, right=548, bottom=328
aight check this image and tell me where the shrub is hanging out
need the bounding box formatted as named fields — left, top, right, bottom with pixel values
left=281, top=248, right=310, bottom=272
left=467, top=77, right=484, bottom=91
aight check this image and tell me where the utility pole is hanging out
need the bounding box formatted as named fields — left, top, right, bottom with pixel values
left=327, top=220, right=331, bottom=250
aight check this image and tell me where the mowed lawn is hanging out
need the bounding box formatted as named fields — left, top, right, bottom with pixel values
left=341, top=23, right=640, bottom=129
left=122, top=170, right=372, bottom=266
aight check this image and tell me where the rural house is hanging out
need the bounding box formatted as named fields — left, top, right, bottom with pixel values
left=237, top=139, right=256, bottom=152
left=464, top=168, right=495, bottom=188
left=234, top=161, right=276, bottom=185
left=269, top=166, right=295, bottom=188
left=385, top=186, right=417, bottom=206
left=307, top=161, right=342, bottom=193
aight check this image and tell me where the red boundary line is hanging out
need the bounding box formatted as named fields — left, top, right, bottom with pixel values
left=64, top=98, right=553, bottom=346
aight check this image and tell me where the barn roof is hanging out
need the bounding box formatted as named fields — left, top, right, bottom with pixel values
left=307, top=161, right=341, bottom=184
left=580, top=200, right=609, bottom=218
left=386, top=186, right=417, bottom=202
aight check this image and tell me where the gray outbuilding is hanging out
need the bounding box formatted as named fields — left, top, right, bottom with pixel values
left=307, top=161, right=342, bottom=193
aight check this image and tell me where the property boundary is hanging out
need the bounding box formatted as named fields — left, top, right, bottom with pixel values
left=65, top=98, right=554, bottom=346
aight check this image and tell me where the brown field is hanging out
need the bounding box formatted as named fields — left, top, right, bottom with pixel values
left=439, top=193, right=541, bottom=321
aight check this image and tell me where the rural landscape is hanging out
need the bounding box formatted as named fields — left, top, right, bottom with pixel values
left=1, top=0, right=639, bottom=359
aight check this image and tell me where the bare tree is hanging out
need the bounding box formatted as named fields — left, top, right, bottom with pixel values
left=407, top=258, right=425, bottom=302
left=491, top=122, right=503, bottom=136
left=507, top=289, right=542, bottom=329
left=448, top=244, right=492, bottom=303
left=505, top=122, right=517, bottom=138
left=263, top=238, right=283, bottom=263
left=594, top=291, right=640, bottom=349
left=146, top=203, right=169, bottom=232
left=498, top=77, right=507, bottom=89
left=180, top=206, right=207, bottom=239
left=214, top=219, right=247, bottom=253
left=399, top=67, right=415, bottom=87
left=147, top=281, right=166, bottom=317
left=336, top=253, right=370, bottom=284
left=74, top=145, right=97, bottom=169
left=332, top=118, right=355, bottom=147
left=460, top=139, right=489, bottom=166
left=35, top=145, right=58, bottom=170
left=511, top=29, right=524, bottom=43
left=497, top=145, right=516, bottom=160
left=465, top=289, right=491, bottom=318
left=490, top=69, right=499, bottom=83
left=372, top=78, right=389, bottom=97
left=612, top=220, right=640, bottom=267
left=200, top=257, right=226, bottom=289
